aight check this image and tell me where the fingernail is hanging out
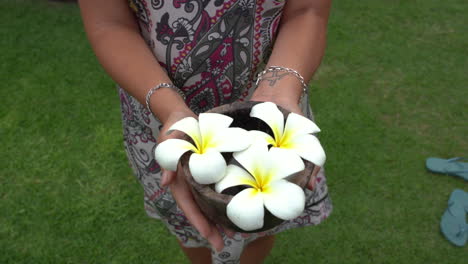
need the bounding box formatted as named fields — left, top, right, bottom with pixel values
left=215, top=243, right=224, bottom=252
left=161, top=172, right=169, bottom=186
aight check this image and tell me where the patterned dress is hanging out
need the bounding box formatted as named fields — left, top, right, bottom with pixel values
left=120, top=0, right=332, bottom=262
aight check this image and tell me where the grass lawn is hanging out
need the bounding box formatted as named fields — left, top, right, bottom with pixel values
left=1, top=0, right=467, bottom=263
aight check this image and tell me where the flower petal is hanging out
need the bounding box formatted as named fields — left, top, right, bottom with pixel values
left=154, top=139, right=196, bottom=171
left=249, top=130, right=276, bottom=146
left=227, top=188, right=265, bottom=231
left=284, top=134, right=326, bottom=166
left=208, top=127, right=252, bottom=152
left=283, top=113, right=321, bottom=141
left=168, top=117, right=202, bottom=149
left=189, top=149, right=227, bottom=184
left=198, top=113, right=233, bottom=139
left=233, top=143, right=269, bottom=177
left=263, top=179, right=305, bottom=220
left=215, top=165, right=257, bottom=193
left=268, top=147, right=305, bottom=181
left=250, top=102, right=284, bottom=142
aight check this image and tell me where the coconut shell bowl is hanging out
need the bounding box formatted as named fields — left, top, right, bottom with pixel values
left=177, top=101, right=315, bottom=233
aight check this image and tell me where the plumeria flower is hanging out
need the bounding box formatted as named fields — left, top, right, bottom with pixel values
left=250, top=102, right=326, bottom=167
left=215, top=143, right=306, bottom=231
left=155, top=113, right=251, bottom=184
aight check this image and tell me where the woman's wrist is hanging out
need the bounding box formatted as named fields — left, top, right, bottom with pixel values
left=146, top=83, right=186, bottom=116
left=253, top=76, right=302, bottom=102
left=250, top=89, right=302, bottom=114
left=149, top=87, right=193, bottom=124
left=253, top=67, right=307, bottom=103
left=256, top=66, right=308, bottom=98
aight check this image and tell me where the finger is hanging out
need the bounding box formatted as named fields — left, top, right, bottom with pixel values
left=170, top=179, right=224, bottom=251
left=161, top=170, right=175, bottom=187
left=162, top=130, right=185, bottom=141
left=221, top=227, right=236, bottom=238
left=307, top=166, right=321, bottom=191
left=307, top=176, right=316, bottom=190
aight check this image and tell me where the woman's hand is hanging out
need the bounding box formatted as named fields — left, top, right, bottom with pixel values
left=157, top=109, right=225, bottom=252
left=250, top=93, right=302, bottom=114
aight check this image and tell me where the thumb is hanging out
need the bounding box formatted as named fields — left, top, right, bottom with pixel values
left=307, top=166, right=321, bottom=190
left=161, top=169, right=176, bottom=187
left=307, top=175, right=316, bottom=190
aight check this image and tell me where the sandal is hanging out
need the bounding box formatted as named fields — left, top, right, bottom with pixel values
left=426, top=157, right=468, bottom=181
left=440, top=189, right=468, bottom=247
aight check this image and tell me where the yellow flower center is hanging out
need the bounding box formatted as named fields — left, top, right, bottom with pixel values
left=193, top=140, right=204, bottom=154
left=193, top=131, right=214, bottom=155
left=256, top=185, right=267, bottom=193
left=251, top=169, right=271, bottom=194
left=273, top=132, right=289, bottom=148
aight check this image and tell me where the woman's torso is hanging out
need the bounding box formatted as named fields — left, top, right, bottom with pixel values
left=128, top=0, right=286, bottom=113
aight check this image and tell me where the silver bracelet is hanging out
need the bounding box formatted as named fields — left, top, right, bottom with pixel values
left=255, top=66, right=309, bottom=98
left=145, top=83, right=186, bottom=117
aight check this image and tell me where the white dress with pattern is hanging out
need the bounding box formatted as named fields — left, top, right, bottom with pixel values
left=119, top=0, right=332, bottom=262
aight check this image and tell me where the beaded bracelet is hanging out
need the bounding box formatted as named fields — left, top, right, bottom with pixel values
left=255, top=66, right=309, bottom=98
left=145, top=83, right=186, bottom=117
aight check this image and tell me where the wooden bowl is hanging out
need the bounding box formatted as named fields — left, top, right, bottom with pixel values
left=178, top=101, right=315, bottom=233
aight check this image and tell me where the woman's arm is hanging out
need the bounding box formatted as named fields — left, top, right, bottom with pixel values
left=78, top=0, right=224, bottom=251
left=251, top=0, right=332, bottom=112
left=78, top=0, right=191, bottom=123
left=251, top=0, right=332, bottom=189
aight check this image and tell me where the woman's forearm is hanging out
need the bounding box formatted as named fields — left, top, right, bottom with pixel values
left=253, top=0, right=332, bottom=104
left=78, top=0, right=192, bottom=123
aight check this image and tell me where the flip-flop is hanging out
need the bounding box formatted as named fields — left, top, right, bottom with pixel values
left=448, top=189, right=468, bottom=214
left=440, top=210, right=468, bottom=247
left=426, top=157, right=468, bottom=181
left=440, top=189, right=468, bottom=247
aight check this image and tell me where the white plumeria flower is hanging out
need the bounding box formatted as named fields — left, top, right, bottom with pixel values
left=250, top=102, right=326, bottom=167
left=215, top=143, right=306, bottom=231
left=155, top=113, right=251, bottom=184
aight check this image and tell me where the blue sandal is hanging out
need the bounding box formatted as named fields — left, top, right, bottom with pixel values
left=440, top=189, right=468, bottom=247
left=426, top=157, right=468, bottom=181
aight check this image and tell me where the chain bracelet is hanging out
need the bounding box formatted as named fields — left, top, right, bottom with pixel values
left=145, top=83, right=186, bottom=117
left=255, top=66, right=309, bottom=98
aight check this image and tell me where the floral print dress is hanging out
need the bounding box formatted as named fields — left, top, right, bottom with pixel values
left=119, top=0, right=332, bottom=262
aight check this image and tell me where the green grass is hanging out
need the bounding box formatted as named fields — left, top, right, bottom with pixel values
left=1, top=0, right=467, bottom=263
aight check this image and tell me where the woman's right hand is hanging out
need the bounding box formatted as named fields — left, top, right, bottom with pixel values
left=157, top=109, right=225, bottom=252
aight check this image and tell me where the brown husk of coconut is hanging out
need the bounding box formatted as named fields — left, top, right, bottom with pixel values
left=178, top=101, right=315, bottom=233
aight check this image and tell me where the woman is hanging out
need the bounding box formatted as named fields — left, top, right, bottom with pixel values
left=78, top=0, right=332, bottom=263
